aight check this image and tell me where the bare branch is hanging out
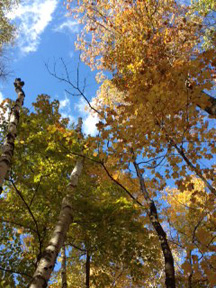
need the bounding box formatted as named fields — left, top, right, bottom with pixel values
left=0, top=266, right=32, bottom=278
left=45, top=59, right=102, bottom=116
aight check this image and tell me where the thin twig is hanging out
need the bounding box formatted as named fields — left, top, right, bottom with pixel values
left=10, top=180, right=42, bottom=255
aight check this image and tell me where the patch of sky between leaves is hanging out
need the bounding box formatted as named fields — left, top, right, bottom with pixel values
left=58, top=94, right=99, bottom=136
left=75, top=97, right=99, bottom=136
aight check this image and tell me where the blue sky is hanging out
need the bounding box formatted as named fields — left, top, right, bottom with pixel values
left=0, top=0, right=99, bottom=135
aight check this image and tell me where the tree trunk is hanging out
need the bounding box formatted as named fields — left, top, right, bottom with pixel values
left=133, top=161, right=176, bottom=288
left=0, top=78, right=25, bottom=194
left=196, top=92, right=216, bottom=116
left=29, top=118, right=84, bottom=288
left=29, top=158, right=83, bottom=288
left=85, top=251, right=90, bottom=288
left=61, top=244, right=67, bottom=288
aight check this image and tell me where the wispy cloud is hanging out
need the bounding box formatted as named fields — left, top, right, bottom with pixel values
left=53, top=19, right=79, bottom=34
left=75, top=97, right=86, bottom=114
left=75, top=98, right=99, bottom=136
left=60, top=97, right=70, bottom=109
left=7, top=0, right=58, bottom=54
left=59, top=95, right=75, bottom=125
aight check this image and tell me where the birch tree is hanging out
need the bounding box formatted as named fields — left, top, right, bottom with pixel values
left=49, top=174, right=163, bottom=287
left=1, top=88, right=214, bottom=286
left=0, top=78, right=25, bottom=194
left=0, top=95, right=77, bottom=286
left=29, top=118, right=84, bottom=288
left=0, top=95, right=162, bottom=287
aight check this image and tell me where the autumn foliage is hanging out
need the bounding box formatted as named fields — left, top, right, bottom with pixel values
left=0, top=0, right=215, bottom=287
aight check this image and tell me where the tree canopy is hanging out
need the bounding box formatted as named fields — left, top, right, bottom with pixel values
left=0, top=0, right=215, bottom=287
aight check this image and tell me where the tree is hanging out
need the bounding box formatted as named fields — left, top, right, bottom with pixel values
left=29, top=137, right=83, bottom=287
left=0, top=1, right=215, bottom=286
left=66, top=0, right=215, bottom=195
left=0, top=0, right=17, bottom=48
left=163, top=177, right=216, bottom=287
left=67, top=0, right=215, bottom=116
left=1, top=95, right=163, bottom=287
left=64, top=0, right=215, bottom=286
left=1, top=95, right=78, bottom=286
left=1, top=95, right=74, bottom=286
left=191, top=0, right=216, bottom=48
left=29, top=114, right=84, bottom=286
left=0, top=78, right=25, bottom=194
left=49, top=177, right=164, bottom=288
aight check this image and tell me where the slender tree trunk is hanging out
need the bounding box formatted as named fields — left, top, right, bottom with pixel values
left=85, top=251, right=90, bottom=288
left=29, top=119, right=84, bottom=288
left=133, top=161, right=175, bottom=288
left=61, top=244, right=67, bottom=288
left=0, top=78, right=25, bottom=194
left=29, top=158, right=83, bottom=288
left=196, top=92, right=216, bottom=116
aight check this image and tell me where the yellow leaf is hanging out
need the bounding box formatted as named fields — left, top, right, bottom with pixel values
left=17, top=228, right=24, bottom=234
left=113, top=172, right=119, bottom=180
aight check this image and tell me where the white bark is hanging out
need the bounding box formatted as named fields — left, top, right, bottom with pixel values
left=29, top=118, right=84, bottom=288
left=0, top=78, right=25, bottom=194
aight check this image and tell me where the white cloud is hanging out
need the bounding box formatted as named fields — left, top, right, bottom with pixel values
left=0, top=92, right=3, bottom=103
left=75, top=97, right=86, bottom=114
left=54, top=19, right=79, bottom=34
left=60, top=97, right=70, bottom=109
left=7, top=0, right=58, bottom=54
left=59, top=96, right=99, bottom=135
left=59, top=95, right=75, bottom=125
left=83, top=114, right=99, bottom=136
left=75, top=98, right=99, bottom=136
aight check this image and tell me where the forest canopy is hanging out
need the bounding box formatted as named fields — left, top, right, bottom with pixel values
left=0, top=0, right=215, bottom=287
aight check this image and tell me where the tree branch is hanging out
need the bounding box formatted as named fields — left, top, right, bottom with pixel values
left=10, top=180, right=42, bottom=255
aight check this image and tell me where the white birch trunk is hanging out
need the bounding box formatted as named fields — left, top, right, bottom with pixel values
left=0, top=78, right=25, bottom=194
left=29, top=118, right=83, bottom=288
